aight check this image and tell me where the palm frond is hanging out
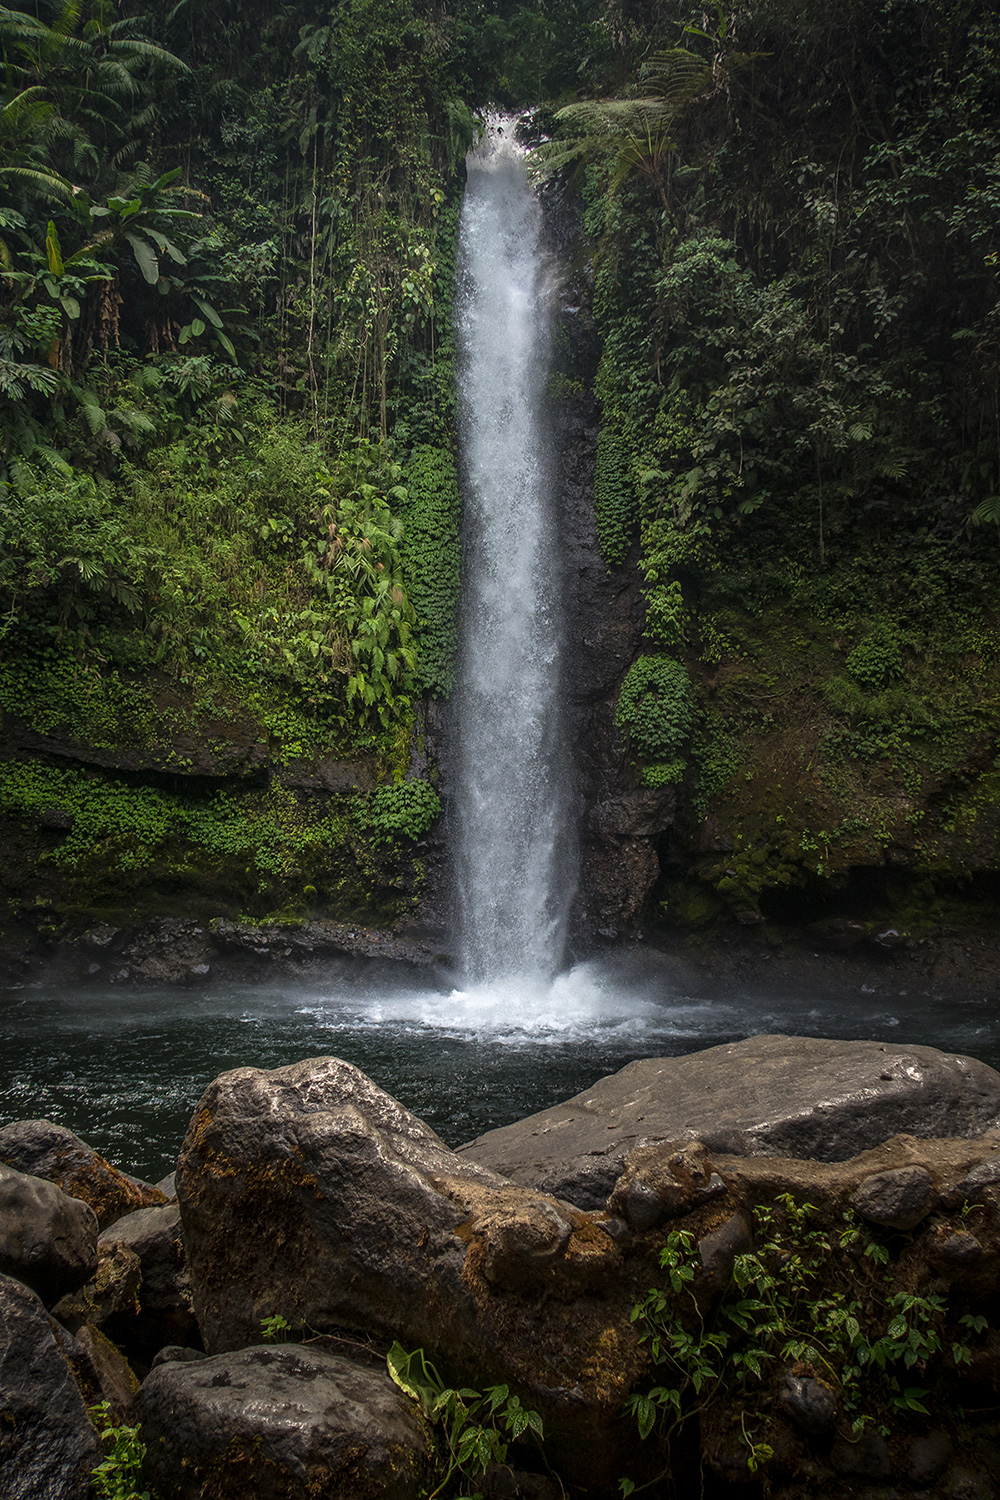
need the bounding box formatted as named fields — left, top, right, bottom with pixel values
left=0, top=163, right=74, bottom=201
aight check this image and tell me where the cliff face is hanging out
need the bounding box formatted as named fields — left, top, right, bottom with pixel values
left=554, top=386, right=673, bottom=944
left=4, top=0, right=1000, bottom=978
left=0, top=675, right=441, bottom=979
left=541, top=0, right=1000, bottom=957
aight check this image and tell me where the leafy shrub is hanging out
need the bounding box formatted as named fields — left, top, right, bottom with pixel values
left=364, top=779, right=441, bottom=843
left=615, top=655, right=694, bottom=763
left=622, top=1194, right=989, bottom=1491
left=643, top=577, right=686, bottom=650
left=388, top=1343, right=544, bottom=1495
left=0, top=460, right=156, bottom=638
left=89, top=1402, right=150, bottom=1500
left=847, top=623, right=906, bottom=691
left=641, top=758, right=686, bottom=788
left=594, top=425, right=635, bottom=567
left=401, top=444, right=461, bottom=695
left=0, top=759, right=348, bottom=877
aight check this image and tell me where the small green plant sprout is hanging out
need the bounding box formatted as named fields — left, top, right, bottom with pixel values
left=88, top=1402, right=150, bottom=1500
left=952, top=1311, right=989, bottom=1367
left=741, top=1413, right=774, bottom=1474
left=621, top=1190, right=988, bottom=1495
left=260, top=1313, right=292, bottom=1342
left=387, top=1343, right=544, bottom=1498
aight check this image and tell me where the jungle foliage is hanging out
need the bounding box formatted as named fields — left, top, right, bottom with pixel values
left=528, top=0, right=1000, bottom=917
left=3, top=0, right=1000, bottom=925
left=0, top=0, right=599, bottom=749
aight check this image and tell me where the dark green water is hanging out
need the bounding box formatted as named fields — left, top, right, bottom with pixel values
left=3, top=953, right=998, bottom=1180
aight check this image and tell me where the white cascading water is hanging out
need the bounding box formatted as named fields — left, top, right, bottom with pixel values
left=453, top=119, right=574, bottom=986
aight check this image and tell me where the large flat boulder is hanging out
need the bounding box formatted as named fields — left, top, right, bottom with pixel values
left=132, top=1345, right=430, bottom=1499
left=457, top=1035, right=1000, bottom=1207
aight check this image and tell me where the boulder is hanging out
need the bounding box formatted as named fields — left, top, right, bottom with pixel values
left=155, top=1171, right=177, bottom=1200
left=98, top=1203, right=197, bottom=1357
left=74, top=1323, right=139, bottom=1414
left=946, top=1154, right=1000, bottom=1206
left=458, top=1036, right=1000, bottom=1207
left=849, top=1165, right=937, bottom=1231
left=906, top=1432, right=953, bottom=1485
left=607, top=1141, right=726, bottom=1230
left=52, top=1241, right=142, bottom=1333
left=0, top=1119, right=165, bottom=1228
left=777, top=1369, right=838, bottom=1434
left=928, top=1229, right=984, bottom=1267
left=132, top=1344, right=430, bottom=1500
left=697, top=1212, right=752, bottom=1288
left=176, top=1057, right=635, bottom=1487
left=0, top=1164, right=97, bottom=1303
left=151, top=1345, right=207, bottom=1368
left=0, top=1272, right=102, bottom=1499
left=830, top=1430, right=892, bottom=1478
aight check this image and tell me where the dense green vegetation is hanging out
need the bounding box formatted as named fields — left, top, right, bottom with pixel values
left=530, top=0, right=1000, bottom=931
left=2, top=0, right=1000, bottom=938
left=0, top=0, right=514, bottom=926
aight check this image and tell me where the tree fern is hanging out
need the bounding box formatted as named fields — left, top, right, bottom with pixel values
left=530, top=48, right=712, bottom=207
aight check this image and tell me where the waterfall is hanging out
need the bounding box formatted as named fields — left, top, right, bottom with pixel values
left=453, top=119, right=574, bottom=986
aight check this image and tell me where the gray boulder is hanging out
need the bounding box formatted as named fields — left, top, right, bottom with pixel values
left=777, top=1370, right=838, bottom=1434
left=0, top=1119, right=165, bottom=1228
left=849, top=1164, right=937, bottom=1231
left=0, top=1164, right=97, bottom=1303
left=606, top=1141, right=726, bottom=1230
left=98, top=1203, right=197, bottom=1357
left=52, top=1241, right=142, bottom=1336
left=0, top=1272, right=102, bottom=1500
left=74, top=1324, right=139, bottom=1415
left=176, top=1056, right=621, bottom=1353
left=154, top=1171, right=177, bottom=1200
left=132, top=1344, right=430, bottom=1499
left=458, top=1035, right=1000, bottom=1207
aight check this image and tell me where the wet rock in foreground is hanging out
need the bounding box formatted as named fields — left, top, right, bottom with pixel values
left=0, top=1272, right=101, bottom=1500
left=0, top=1164, right=97, bottom=1304
left=0, top=1119, right=165, bottom=1228
left=132, top=1344, right=430, bottom=1500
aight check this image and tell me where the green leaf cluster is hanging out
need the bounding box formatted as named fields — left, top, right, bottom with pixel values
left=615, top=654, right=694, bottom=785
left=362, top=779, right=441, bottom=845
left=387, top=1342, right=544, bottom=1498
left=400, top=444, right=462, bottom=695
left=593, top=425, right=635, bottom=568
left=622, top=1193, right=992, bottom=1490
left=88, top=1401, right=149, bottom=1500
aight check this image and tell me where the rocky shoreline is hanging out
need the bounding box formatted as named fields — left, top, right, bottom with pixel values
left=0, top=914, right=443, bottom=988
left=5, top=1035, right=1000, bottom=1498
left=7, top=907, right=1000, bottom=999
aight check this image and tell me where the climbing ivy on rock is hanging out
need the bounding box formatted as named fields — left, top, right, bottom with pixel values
left=615, top=655, right=694, bottom=786
left=401, top=444, right=462, bottom=696
left=363, top=779, right=441, bottom=844
left=593, top=425, right=635, bottom=567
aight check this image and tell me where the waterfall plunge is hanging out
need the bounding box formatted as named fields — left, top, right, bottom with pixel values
left=453, top=121, right=575, bottom=986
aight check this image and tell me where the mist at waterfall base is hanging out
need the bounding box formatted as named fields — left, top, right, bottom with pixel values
left=5, top=957, right=1000, bottom=1181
